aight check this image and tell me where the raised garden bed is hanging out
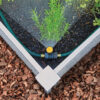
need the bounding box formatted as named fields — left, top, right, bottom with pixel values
left=0, top=0, right=100, bottom=93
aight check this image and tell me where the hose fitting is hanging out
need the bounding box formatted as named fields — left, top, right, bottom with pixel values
left=44, top=52, right=58, bottom=59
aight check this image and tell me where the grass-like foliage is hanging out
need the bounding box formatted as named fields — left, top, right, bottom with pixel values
left=66, top=0, right=100, bottom=26
left=32, top=0, right=69, bottom=41
left=92, top=0, right=100, bottom=26
left=65, top=0, right=92, bottom=11
left=0, top=0, right=14, bottom=5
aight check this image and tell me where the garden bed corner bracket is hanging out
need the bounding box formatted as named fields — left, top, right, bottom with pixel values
left=36, top=66, right=60, bottom=93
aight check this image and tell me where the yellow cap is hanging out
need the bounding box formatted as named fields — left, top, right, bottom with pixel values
left=46, top=47, right=53, bottom=53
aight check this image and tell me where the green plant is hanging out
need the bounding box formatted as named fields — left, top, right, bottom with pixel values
left=0, top=0, right=14, bottom=5
left=93, top=17, right=100, bottom=26
left=65, top=0, right=92, bottom=11
left=92, top=0, right=100, bottom=26
left=32, top=0, right=69, bottom=41
left=66, top=0, right=100, bottom=26
left=0, top=0, right=2, bottom=5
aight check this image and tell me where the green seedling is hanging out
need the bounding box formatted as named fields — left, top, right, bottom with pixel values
left=65, top=0, right=92, bottom=10
left=92, top=0, right=100, bottom=26
left=0, top=0, right=14, bottom=5
left=66, top=0, right=100, bottom=26
left=32, top=0, right=69, bottom=41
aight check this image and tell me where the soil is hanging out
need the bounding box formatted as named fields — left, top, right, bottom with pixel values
left=0, top=37, right=100, bottom=100
left=0, top=9, right=98, bottom=69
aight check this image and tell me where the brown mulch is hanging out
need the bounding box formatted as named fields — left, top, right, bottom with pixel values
left=0, top=37, right=100, bottom=100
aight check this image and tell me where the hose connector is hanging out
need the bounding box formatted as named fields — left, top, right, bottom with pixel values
left=45, top=52, right=58, bottom=59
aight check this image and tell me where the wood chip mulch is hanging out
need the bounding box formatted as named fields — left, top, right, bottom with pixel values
left=0, top=37, right=100, bottom=100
